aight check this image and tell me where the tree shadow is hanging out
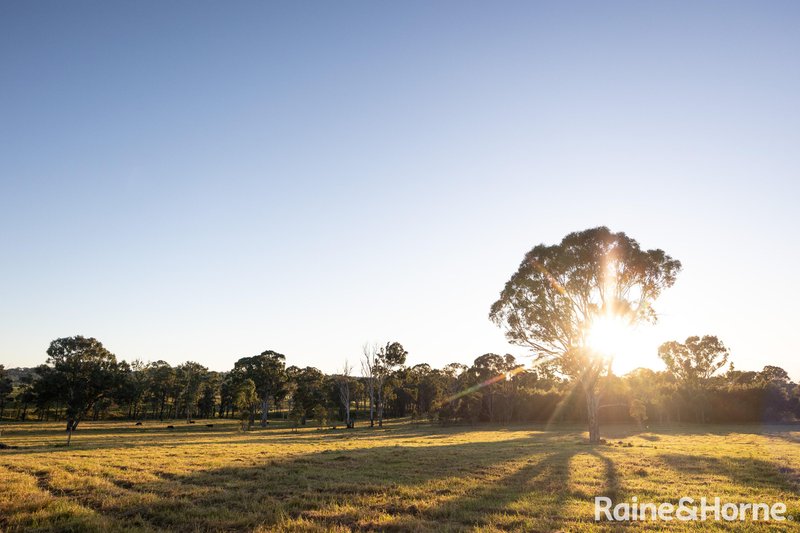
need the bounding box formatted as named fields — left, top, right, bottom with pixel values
left=401, top=446, right=620, bottom=531
left=658, top=453, right=800, bottom=495
left=652, top=423, right=800, bottom=438
left=590, top=448, right=620, bottom=501
left=0, top=423, right=481, bottom=456
left=1, top=431, right=625, bottom=532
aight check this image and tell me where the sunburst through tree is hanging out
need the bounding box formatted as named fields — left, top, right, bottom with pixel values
left=489, top=227, right=681, bottom=443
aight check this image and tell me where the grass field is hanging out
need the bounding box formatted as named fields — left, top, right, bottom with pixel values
left=1, top=420, right=799, bottom=532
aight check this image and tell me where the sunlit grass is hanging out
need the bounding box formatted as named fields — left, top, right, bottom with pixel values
left=1, top=420, right=799, bottom=531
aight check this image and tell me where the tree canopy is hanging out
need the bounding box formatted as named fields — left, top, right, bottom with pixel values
left=658, top=335, right=730, bottom=422
left=658, top=335, right=730, bottom=385
left=38, top=336, right=119, bottom=443
left=489, top=227, right=681, bottom=442
left=232, top=350, right=287, bottom=427
left=2, top=334, right=799, bottom=430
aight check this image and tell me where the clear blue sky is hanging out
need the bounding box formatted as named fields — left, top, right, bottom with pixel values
left=1, top=1, right=798, bottom=379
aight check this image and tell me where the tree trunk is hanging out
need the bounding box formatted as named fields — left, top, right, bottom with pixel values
left=261, top=397, right=269, bottom=427
left=585, top=387, right=600, bottom=444
left=65, top=417, right=80, bottom=446
left=368, top=381, right=375, bottom=427
left=377, top=384, right=384, bottom=427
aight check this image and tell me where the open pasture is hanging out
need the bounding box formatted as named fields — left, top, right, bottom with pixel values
left=1, top=421, right=799, bottom=532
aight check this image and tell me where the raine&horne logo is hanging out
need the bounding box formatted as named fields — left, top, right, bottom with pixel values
left=595, top=496, right=793, bottom=522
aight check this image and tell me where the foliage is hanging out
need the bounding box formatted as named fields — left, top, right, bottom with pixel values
left=3, top=331, right=798, bottom=430
left=232, top=351, right=287, bottom=427
left=235, top=378, right=258, bottom=430
left=658, top=335, right=730, bottom=422
left=0, top=365, right=13, bottom=419
left=489, top=227, right=681, bottom=442
left=35, top=336, right=119, bottom=443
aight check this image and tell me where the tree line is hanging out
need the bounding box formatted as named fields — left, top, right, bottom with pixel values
left=2, top=226, right=796, bottom=445
left=1, top=332, right=797, bottom=444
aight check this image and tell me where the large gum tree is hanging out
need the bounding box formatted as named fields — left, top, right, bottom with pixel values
left=489, top=227, right=681, bottom=443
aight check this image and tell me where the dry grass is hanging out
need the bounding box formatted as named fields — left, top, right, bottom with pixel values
left=1, top=419, right=799, bottom=531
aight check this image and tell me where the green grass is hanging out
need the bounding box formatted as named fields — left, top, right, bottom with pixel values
left=1, top=419, right=799, bottom=531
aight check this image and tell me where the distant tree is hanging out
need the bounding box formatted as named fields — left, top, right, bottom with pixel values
left=235, top=379, right=259, bottom=430
left=445, top=354, right=524, bottom=424
left=91, top=396, right=114, bottom=420
left=469, top=353, right=522, bottom=423
left=144, top=361, right=175, bottom=420
left=0, top=365, right=13, bottom=421
left=658, top=335, right=729, bottom=422
left=725, top=363, right=757, bottom=387
left=442, top=363, right=467, bottom=380
left=288, top=397, right=304, bottom=432
left=336, top=360, right=354, bottom=428
left=289, top=366, right=327, bottom=423
left=198, top=372, right=221, bottom=418
left=629, top=398, right=648, bottom=428
left=454, top=369, right=483, bottom=425
left=625, top=368, right=658, bottom=423
left=361, top=343, right=379, bottom=427
left=759, top=365, right=790, bottom=384
left=350, top=378, right=365, bottom=414
left=114, top=359, right=148, bottom=419
left=39, top=336, right=119, bottom=445
left=29, top=367, right=55, bottom=420
left=176, top=362, right=207, bottom=422
left=490, top=227, right=681, bottom=443
left=233, top=351, right=287, bottom=427
left=312, top=404, right=329, bottom=429
left=436, top=363, right=467, bottom=424
left=407, top=363, right=447, bottom=419
left=219, top=373, right=239, bottom=418
left=376, top=342, right=407, bottom=427
left=14, top=374, right=36, bottom=421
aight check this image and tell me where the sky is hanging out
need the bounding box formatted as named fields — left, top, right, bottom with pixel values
left=1, top=1, right=798, bottom=379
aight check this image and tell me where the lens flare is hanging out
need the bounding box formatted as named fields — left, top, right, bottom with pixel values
left=443, top=365, right=527, bottom=404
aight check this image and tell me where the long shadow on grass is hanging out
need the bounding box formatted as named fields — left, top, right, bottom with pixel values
left=9, top=433, right=604, bottom=532
left=406, top=447, right=620, bottom=531
left=162, top=435, right=553, bottom=507
left=659, top=453, right=800, bottom=495
left=0, top=423, right=501, bottom=456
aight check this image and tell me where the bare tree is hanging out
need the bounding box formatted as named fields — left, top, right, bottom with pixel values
left=361, top=343, right=378, bottom=427
left=337, top=360, right=354, bottom=428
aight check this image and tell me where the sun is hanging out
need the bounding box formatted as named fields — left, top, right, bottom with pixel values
left=585, top=314, right=636, bottom=361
